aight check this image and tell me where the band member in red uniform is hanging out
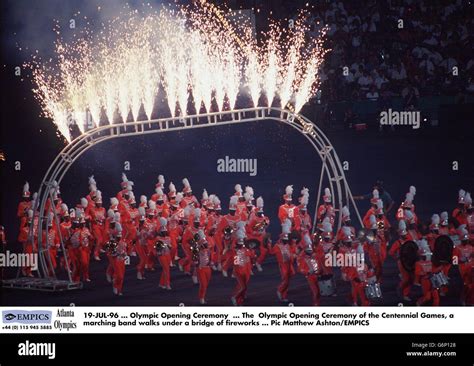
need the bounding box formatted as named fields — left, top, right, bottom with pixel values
left=297, top=234, right=323, bottom=306
left=363, top=189, right=380, bottom=228
left=168, top=192, right=184, bottom=263
left=218, top=196, right=240, bottom=277
left=246, top=197, right=270, bottom=272
left=44, top=213, right=59, bottom=275
left=363, top=215, right=384, bottom=282
left=396, top=186, right=418, bottom=223
left=156, top=217, right=172, bottom=290
left=270, top=219, right=296, bottom=302
left=404, top=209, right=421, bottom=240
left=136, top=207, right=150, bottom=280
left=389, top=220, right=414, bottom=301
left=453, top=226, right=474, bottom=305
left=17, top=182, right=32, bottom=221
left=180, top=178, right=200, bottom=208
left=278, top=185, right=298, bottom=226
left=168, top=182, right=177, bottom=201
left=465, top=193, right=474, bottom=239
left=180, top=208, right=201, bottom=277
left=338, top=226, right=357, bottom=282
left=439, top=211, right=456, bottom=236
left=195, top=230, right=214, bottom=304
left=296, top=188, right=312, bottom=240
left=89, top=191, right=106, bottom=261
left=317, top=219, right=335, bottom=276
left=317, top=188, right=334, bottom=224
left=231, top=227, right=254, bottom=306
left=112, top=224, right=128, bottom=296
left=18, top=209, right=34, bottom=277
left=348, top=253, right=376, bottom=306
left=414, top=240, right=440, bottom=306
left=109, top=197, right=119, bottom=214
left=233, top=184, right=246, bottom=217
left=144, top=202, right=158, bottom=271
left=86, top=176, right=98, bottom=211
left=427, top=214, right=441, bottom=251
left=452, top=189, right=468, bottom=226
left=78, top=210, right=93, bottom=282
left=336, top=206, right=356, bottom=243
left=151, top=175, right=166, bottom=202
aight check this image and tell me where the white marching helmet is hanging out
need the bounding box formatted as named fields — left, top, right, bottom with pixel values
left=229, top=195, right=238, bottom=211
left=256, top=196, right=264, bottom=213
left=323, top=188, right=332, bottom=203
left=283, top=185, right=293, bottom=201
left=342, top=206, right=350, bottom=222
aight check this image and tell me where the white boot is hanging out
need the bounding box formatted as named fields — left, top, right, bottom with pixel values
left=222, top=270, right=228, bottom=278
left=256, top=263, right=263, bottom=272
left=192, top=276, right=198, bottom=284
left=106, top=274, right=112, bottom=283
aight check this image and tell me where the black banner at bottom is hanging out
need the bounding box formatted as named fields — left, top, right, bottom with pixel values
left=0, top=333, right=473, bottom=363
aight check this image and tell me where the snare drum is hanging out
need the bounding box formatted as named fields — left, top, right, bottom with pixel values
left=318, top=274, right=336, bottom=296
left=365, top=282, right=383, bottom=300
left=430, top=271, right=449, bottom=289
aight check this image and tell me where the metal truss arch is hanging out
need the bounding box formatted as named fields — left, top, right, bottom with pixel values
left=5, top=107, right=362, bottom=290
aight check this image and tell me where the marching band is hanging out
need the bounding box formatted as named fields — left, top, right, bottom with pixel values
left=11, top=176, right=474, bottom=306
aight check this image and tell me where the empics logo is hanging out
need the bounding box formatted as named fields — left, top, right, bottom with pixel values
left=3, top=310, right=52, bottom=324
left=18, top=340, right=56, bottom=360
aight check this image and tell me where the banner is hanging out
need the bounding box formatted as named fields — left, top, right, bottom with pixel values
left=1, top=306, right=473, bottom=334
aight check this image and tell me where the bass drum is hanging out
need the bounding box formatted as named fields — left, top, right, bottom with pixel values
left=290, top=230, right=302, bottom=243
left=245, top=239, right=260, bottom=250
left=432, top=235, right=454, bottom=267
left=400, top=240, right=419, bottom=274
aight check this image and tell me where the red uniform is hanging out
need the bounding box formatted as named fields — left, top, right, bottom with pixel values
left=195, top=247, right=214, bottom=302
left=70, top=227, right=93, bottom=282
left=246, top=215, right=270, bottom=266
left=168, top=210, right=183, bottom=261
left=180, top=225, right=200, bottom=274
left=297, top=252, right=323, bottom=306
left=278, top=203, right=299, bottom=226
left=453, top=243, right=474, bottom=304
left=232, top=247, right=254, bottom=305
left=43, top=227, right=59, bottom=275
left=180, top=195, right=200, bottom=209
left=363, top=232, right=387, bottom=282
left=17, top=201, right=31, bottom=218
left=348, top=264, right=375, bottom=306
left=270, top=242, right=296, bottom=300
left=415, top=260, right=441, bottom=306
left=156, top=237, right=172, bottom=288
left=89, top=206, right=106, bottom=258
left=389, top=239, right=414, bottom=298
left=217, top=214, right=240, bottom=273
left=136, top=222, right=152, bottom=278
left=112, top=239, right=128, bottom=295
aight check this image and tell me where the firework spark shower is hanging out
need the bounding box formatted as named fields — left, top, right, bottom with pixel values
left=28, top=1, right=328, bottom=142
